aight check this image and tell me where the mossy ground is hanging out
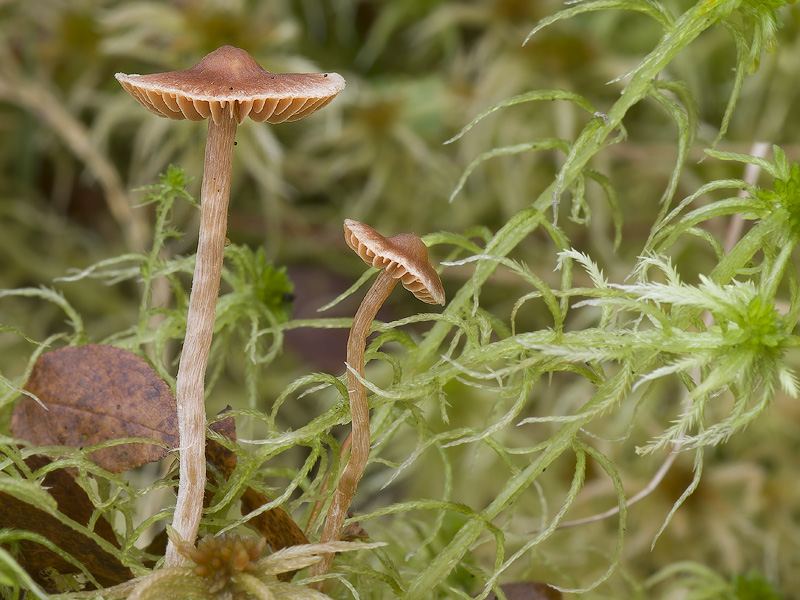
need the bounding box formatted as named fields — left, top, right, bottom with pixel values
left=1, top=1, right=799, bottom=598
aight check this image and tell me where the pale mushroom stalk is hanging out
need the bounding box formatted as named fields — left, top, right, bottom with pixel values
left=115, top=46, right=344, bottom=566
left=312, top=219, right=445, bottom=581
left=168, top=112, right=237, bottom=566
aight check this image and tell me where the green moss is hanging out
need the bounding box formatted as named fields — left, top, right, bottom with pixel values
left=2, top=1, right=800, bottom=598
left=738, top=296, right=785, bottom=354
left=774, top=164, right=800, bottom=238
left=733, top=570, right=782, bottom=600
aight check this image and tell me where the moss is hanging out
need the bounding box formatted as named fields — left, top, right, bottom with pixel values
left=2, top=1, right=800, bottom=598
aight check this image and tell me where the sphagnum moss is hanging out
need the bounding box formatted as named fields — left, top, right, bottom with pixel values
left=2, top=0, right=799, bottom=597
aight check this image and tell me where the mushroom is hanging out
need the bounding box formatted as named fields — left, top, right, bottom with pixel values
left=115, top=46, right=345, bottom=566
left=312, top=219, right=445, bottom=579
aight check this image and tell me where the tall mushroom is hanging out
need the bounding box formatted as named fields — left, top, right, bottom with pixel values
left=312, top=219, right=445, bottom=579
left=116, top=46, right=345, bottom=565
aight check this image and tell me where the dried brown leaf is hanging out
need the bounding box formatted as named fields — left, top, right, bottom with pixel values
left=11, top=345, right=178, bottom=472
left=0, top=455, right=133, bottom=590
left=241, top=488, right=309, bottom=552
left=341, top=520, right=369, bottom=542
left=206, top=413, right=309, bottom=561
left=23, top=454, right=119, bottom=548
left=207, top=411, right=238, bottom=480
left=144, top=410, right=310, bottom=572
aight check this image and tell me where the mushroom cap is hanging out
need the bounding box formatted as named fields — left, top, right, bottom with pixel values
left=344, top=219, right=445, bottom=306
left=115, top=45, right=345, bottom=125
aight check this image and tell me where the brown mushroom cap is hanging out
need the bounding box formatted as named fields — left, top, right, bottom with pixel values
left=344, top=219, right=445, bottom=305
left=115, top=45, right=345, bottom=125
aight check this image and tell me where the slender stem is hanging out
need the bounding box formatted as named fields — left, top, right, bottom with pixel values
left=311, top=269, right=398, bottom=579
left=166, top=114, right=237, bottom=566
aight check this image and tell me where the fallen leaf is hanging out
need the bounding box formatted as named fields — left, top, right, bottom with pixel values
left=341, top=520, right=369, bottom=542
left=141, top=411, right=310, bottom=574
left=141, top=528, right=168, bottom=565
left=11, top=345, right=178, bottom=473
left=241, top=488, right=309, bottom=552
left=0, top=454, right=133, bottom=591
left=23, top=455, right=120, bottom=549
left=207, top=411, right=238, bottom=482
left=206, top=413, right=309, bottom=562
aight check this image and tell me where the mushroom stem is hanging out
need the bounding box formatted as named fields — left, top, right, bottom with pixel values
left=312, top=269, right=398, bottom=579
left=166, top=113, right=238, bottom=566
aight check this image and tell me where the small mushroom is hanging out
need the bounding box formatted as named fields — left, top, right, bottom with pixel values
left=312, top=219, right=445, bottom=579
left=116, top=46, right=345, bottom=566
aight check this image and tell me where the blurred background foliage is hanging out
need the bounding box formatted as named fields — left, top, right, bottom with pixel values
left=1, top=0, right=800, bottom=597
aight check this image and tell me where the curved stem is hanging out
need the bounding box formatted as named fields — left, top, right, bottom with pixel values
left=311, top=269, right=398, bottom=579
left=166, top=114, right=237, bottom=566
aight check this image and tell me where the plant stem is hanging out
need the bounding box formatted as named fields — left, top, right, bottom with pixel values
left=311, top=269, right=398, bottom=579
left=166, top=113, right=237, bottom=566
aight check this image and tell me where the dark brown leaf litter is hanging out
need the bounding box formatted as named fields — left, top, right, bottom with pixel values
left=12, top=345, right=178, bottom=473
left=0, top=454, right=133, bottom=591
left=8, top=348, right=306, bottom=584
left=341, top=519, right=369, bottom=542
left=207, top=410, right=308, bottom=576
left=207, top=411, right=239, bottom=483
left=145, top=412, right=303, bottom=568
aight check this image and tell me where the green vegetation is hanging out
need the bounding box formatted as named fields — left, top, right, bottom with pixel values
left=1, top=0, right=798, bottom=598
